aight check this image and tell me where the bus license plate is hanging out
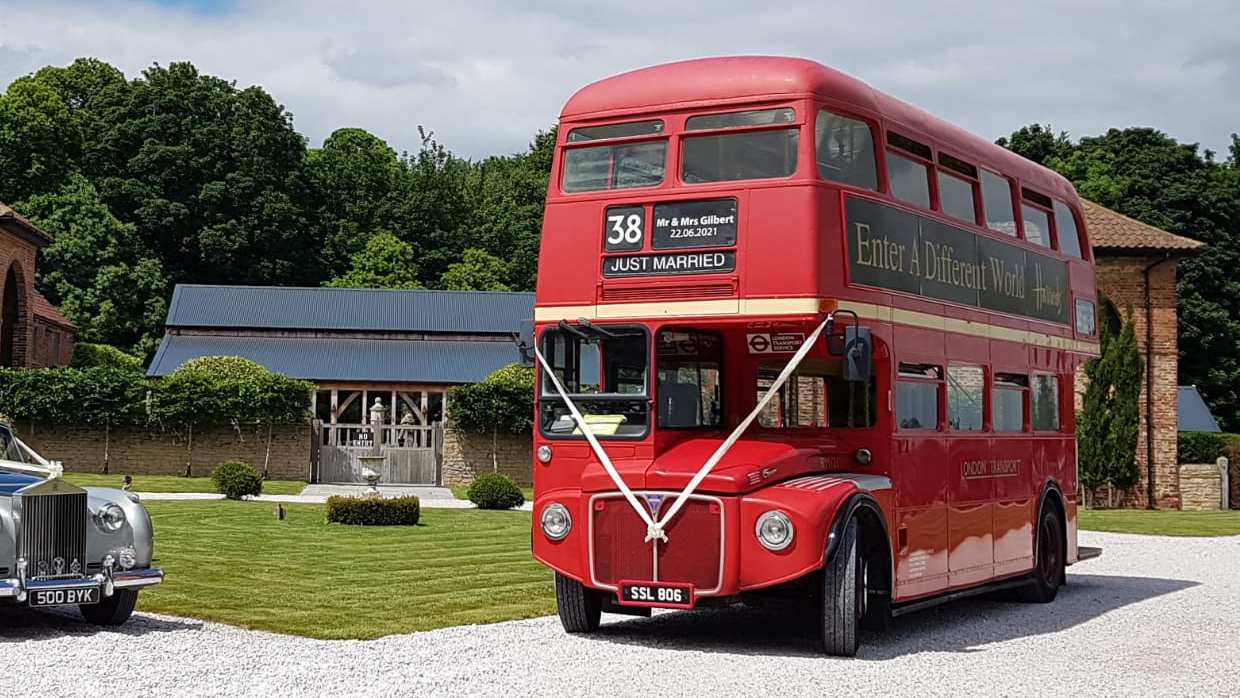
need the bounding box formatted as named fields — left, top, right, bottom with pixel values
left=619, top=581, right=694, bottom=608
left=29, top=586, right=100, bottom=607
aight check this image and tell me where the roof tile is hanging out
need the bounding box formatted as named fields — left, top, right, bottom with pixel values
left=1085, top=201, right=1205, bottom=254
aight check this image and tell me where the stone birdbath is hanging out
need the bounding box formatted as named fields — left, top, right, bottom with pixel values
left=358, top=455, right=386, bottom=498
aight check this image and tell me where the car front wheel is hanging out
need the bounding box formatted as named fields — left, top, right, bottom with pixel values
left=80, top=589, right=138, bottom=626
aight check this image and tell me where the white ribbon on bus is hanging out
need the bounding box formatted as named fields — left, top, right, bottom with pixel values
left=534, top=314, right=832, bottom=544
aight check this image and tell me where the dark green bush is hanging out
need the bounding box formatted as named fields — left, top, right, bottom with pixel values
left=211, top=461, right=263, bottom=500
left=1178, top=431, right=1240, bottom=464
left=326, top=495, right=421, bottom=525
left=447, top=364, right=534, bottom=433
left=466, top=472, right=525, bottom=510
left=70, top=343, right=143, bottom=372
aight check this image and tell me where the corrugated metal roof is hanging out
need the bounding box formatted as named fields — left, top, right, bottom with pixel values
left=1178, top=385, right=1222, bottom=433
left=146, top=334, right=520, bottom=383
left=165, top=285, right=534, bottom=333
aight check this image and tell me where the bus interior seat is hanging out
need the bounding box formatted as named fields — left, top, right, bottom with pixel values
left=659, top=379, right=701, bottom=428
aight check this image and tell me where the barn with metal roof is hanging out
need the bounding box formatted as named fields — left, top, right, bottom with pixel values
left=147, top=285, right=533, bottom=485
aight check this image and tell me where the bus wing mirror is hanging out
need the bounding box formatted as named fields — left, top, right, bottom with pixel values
left=515, top=320, right=535, bottom=368
left=825, top=333, right=845, bottom=356
left=842, top=326, right=873, bottom=382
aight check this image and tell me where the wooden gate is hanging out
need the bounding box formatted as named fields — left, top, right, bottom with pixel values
left=314, top=422, right=442, bottom=485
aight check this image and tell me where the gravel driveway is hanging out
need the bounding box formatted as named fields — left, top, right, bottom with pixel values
left=2, top=531, right=1236, bottom=697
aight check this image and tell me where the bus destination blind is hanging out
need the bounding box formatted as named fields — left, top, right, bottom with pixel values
left=845, top=196, right=1070, bottom=324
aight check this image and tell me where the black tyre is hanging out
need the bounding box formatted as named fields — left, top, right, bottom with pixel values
left=555, top=573, right=603, bottom=633
left=821, top=518, right=864, bottom=657
left=1018, top=505, right=1065, bottom=603
left=79, top=589, right=138, bottom=626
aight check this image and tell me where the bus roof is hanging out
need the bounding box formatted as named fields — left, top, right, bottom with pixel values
left=562, top=56, right=1077, bottom=202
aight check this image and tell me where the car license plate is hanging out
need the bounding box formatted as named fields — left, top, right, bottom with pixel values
left=618, top=581, right=694, bottom=608
left=29, top=586, right=100, bottom=607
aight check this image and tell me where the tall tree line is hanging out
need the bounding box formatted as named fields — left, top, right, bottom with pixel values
left=1000, top=125, right=1240, bottom=430
left=0, top=58, right=553, bottom=356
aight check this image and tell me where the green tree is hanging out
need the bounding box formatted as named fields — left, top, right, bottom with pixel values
left=0, top=76, right=77, bottom=202
left=462, top=128, right=555, bottom=290
left=995, top=124, right=1072, bottom=167
left=439, top=248, right=511, bottom=291
left=18, top=174, right=168, bottom=354
left=324, top=232, right=423, bottom=289
left=1077, top=299, right=1144, bottom=504
left=304, top=127, right=405, bottom=276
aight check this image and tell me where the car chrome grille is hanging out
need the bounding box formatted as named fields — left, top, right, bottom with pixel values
left=19, top=491, right=88, bottom=580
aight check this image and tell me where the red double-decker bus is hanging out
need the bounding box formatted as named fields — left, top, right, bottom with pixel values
left=527, top=56, right=1100, bottom=655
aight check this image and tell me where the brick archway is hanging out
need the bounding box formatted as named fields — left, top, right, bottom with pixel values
left=0, top=261, right=29, bottom=367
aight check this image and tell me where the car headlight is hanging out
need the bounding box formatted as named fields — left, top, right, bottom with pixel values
left=540, top=503, right=572, bottom=540
left=755, top=510, right=794, bottom=551
left=95, top=503, right=126, bottom=532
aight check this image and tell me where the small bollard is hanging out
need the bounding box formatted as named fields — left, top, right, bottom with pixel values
left=275, top=503, right=285, bottom=520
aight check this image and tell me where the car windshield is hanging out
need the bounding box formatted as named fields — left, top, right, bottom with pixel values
left=0, top=429, right=23, bottom=462
left=539, top=326, right=649, bottom=438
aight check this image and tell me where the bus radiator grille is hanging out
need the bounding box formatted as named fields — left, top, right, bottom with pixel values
left=591, top=494, right=723, bottom=593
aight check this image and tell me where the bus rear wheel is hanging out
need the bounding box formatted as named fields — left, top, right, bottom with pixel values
left=1019, top=506, right=1065, bottom=603
left=821, top=517, right=863, bottom=657
left=555, top=572, right=603, bottom=633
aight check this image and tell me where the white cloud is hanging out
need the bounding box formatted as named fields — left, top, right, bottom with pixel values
left=0, top=0, right=1236, bottom=159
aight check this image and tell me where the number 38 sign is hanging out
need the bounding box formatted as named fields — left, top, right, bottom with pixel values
left=604, top=205, right=645, bottom=252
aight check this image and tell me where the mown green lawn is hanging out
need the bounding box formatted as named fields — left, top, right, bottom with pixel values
left=1079, top=509, right=1240, bottom=536
left=138, top=500, right=553, bottom=639
left=64, top=472, right=307, bottom=496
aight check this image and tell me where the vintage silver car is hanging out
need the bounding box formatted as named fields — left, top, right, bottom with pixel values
left=0, top=422, right=163, bottom=625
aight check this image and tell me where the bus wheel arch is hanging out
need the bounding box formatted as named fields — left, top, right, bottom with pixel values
left=820, top=495, right=893, bottom=655
left=1021, top=482, right=1067, bottom=603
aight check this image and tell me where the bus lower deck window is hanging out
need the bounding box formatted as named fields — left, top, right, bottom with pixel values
left=947, top=365, right=983, bottom=431
left=993, top=373, right=1029, bottom=432
left=1032, top=374, right=1060, bottom=430
left=897, top=362, right=942, bottom=430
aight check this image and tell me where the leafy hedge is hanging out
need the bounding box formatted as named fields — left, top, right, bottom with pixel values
left=1178, top=431, right=1240, bottom=464
left=447, top=364, right=534, bottom=433
left=211, top=461, right=263, bottom=500
left=70, top=343, right=143, bottom=372
left=0, top=362, right=313, bottom=427
left=326, top=495, right=421, bottom=525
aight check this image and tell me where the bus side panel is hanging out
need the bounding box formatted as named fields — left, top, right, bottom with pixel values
left=947, top=434, right=995, bottom=587
left=892, top=435, right=950, bottom=601
left=992, top=433, right=1036, bottom=577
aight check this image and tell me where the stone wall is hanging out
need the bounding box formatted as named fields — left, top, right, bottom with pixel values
left=441, top=426, right=531, bottom=487
left=1179, top=461, right=1225, bottom=511
left=1231, top=458, right=1239, bottom=510
left=11, top=422, right=312, bottom=481
left=1094, top=256, right=1181, bottom=509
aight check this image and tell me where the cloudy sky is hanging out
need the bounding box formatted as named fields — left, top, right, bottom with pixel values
left=1, top=0, right=1236, bottom=160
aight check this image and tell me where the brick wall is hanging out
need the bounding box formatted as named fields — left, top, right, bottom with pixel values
left=31, top=318, right=74, bottom=367
left=441, top=425, right=532, bottom=487
left=1179, top=462, right=1224, bottom=511
left=1093, top=256, right=1181, bottom=509
left=11, top=422, right=312, bottom=481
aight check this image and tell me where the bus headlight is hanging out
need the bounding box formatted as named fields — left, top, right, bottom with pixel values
left=755, top=510, right=794, bottom=551
left=540, top=503, right=572, bottom=540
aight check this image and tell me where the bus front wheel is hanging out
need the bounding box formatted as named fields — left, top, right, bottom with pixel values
left=820, top=517, right=863, bottom=657
left=555, top=572, right=603, bottom=633
left=1019, top=506, right=1065, bottom=603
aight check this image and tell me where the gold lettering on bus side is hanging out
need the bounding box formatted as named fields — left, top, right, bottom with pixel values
left=1032, top=263, right=1064, bottom=314
left=986, top=257, right=1026, bottom=300
left=854, top=222, right=906, bottom=273
left=960, top=459, right=1022, bottom=479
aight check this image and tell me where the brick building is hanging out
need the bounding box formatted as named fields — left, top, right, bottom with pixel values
left=0, top=202, right=76, bottom=367
left=1083, top=201, right=1205, bottom=509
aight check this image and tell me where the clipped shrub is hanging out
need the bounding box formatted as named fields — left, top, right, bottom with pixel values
left=447, top=363, right=535, bottom=433
left=174, top=356, right=271, bottom=380
left=211, top=461, right=263, bottom=500
left=326, top=495, right=421, bottom=525
left=466, top=471, right=525, bottom=510
left=1178, top=431, right=1239, bottom=464
left=70, top=343, right=143, bottom=372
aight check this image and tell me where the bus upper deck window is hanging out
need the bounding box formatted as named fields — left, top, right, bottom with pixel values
left=1054, top=201, right=1084, bottom=258
left=682, top=108, right=798, bottom=184
left=815, top=109, right=877, bottom=191
left=981, top=170, right=1017, bottom=236
left=886, top=151, right=931, bottom=209
left=1021, top=189, right=1053, bottom=247
left=562, top=120, right=667, bottom=194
